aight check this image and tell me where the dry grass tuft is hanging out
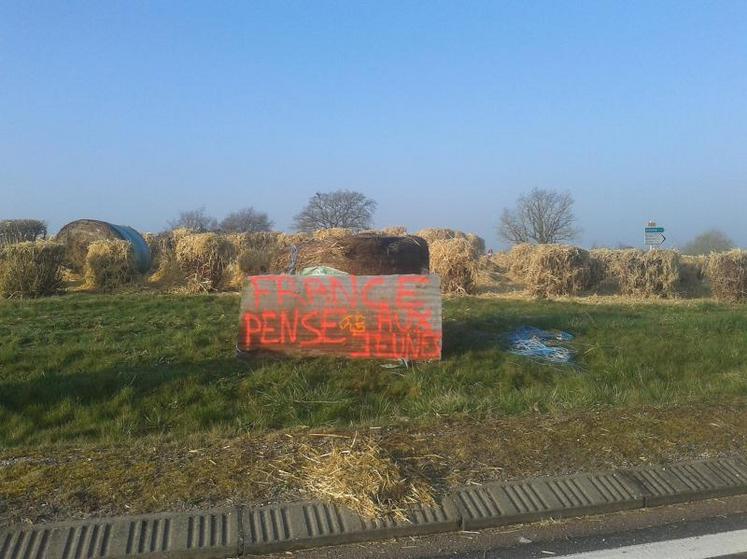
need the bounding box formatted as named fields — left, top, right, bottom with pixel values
left=706, top=250, right=747, bottom=302
left=0, top=241, right=65, bottom=298
left=525, top=244, right=593, bottom=297
left=429, top=237, right=478, bottom=294
left=84, top=240, right=139, bottom=291
left=175, top=233, right=233, bottom=292
left=298, top=436, right=434, bottom=520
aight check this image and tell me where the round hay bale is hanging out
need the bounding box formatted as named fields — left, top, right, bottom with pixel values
left=272, top=234, right=429, bottom=275
left=525, top=245, right=593, bottom=297
left=84, top=239, right=139, bottom=291
left=429, top=237, right=478, bottom=294
left=55, top=219, right=151, bottom=273
left=0, top=241, right=65, bottom=298
left=706, top=250, right=747, bottom=302
left=175, top=232, right=233, bottom=292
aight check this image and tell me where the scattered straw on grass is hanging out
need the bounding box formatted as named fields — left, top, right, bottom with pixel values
left=297, top=435, right=434, bottom=520
left=84, top=240, right=139, bottom=291
left=0, top=241, right=65, bottom=298
left=525, top=245, right=593, bottom=297
left=706, top=250, right=747, bottom=302
left=175, top=233, right=233, bottom=292
left=429, top=237, right=478, bottom=294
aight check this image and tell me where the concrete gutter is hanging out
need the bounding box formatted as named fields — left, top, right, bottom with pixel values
left=2, top=456, right=745, bottom=559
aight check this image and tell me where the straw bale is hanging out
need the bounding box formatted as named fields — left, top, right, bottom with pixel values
left=0, top=241, right=65, bottom=298
left=175, top=233, right=233, bottom=292
left=525, top=245, right=593, bottom=297
left=605, top=249, right=681, bottom=297
left=429, top=237, right=478, bottom=294
left=706, top=250, right=747, bottom=302
left=84, top=240, right=139, bottom=291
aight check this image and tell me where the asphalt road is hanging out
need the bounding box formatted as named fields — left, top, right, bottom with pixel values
left=259, top=495, right=747, bottom=559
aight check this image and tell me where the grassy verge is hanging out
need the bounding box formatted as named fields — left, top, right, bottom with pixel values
left=1, top=404, right=745, bottom=524
left=1, top=292, right=746, bottom=523
left=1, top=293, right=746, bottom=446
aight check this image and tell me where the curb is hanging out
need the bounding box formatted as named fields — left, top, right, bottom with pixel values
left=1, top=456, right=746, bottom=558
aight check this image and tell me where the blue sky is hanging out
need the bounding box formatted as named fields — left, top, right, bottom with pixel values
left=2, top=1, right=746, bottom=249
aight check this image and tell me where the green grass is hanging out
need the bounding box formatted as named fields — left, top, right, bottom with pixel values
left=1, top=293, right=746, bottom=447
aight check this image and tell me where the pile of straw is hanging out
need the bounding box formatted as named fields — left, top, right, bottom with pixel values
left=506, top=243, right=537, bottom=279
left=298, top=436, right=434, bottom=520
left=0, top=241, right=65, bottom=298
left=312, top=228, right=356, bottom=240
left=466, top=233, right=486, bottom=255
left=175, top=232, right=233, bottom=292
left=381, top=225, right=407, bottom=236
left=706, top=250, right=747, bottom=302
left=600, top=249, right=682, bottom=297
left=429, top=237, right=478, bottom=294
left=525, top=244, right=593, bottom=297
left=84, top=240, right=139, bottom=291
left=147, top=228, right=193, bottom=287
left=415, top=227, right=466, bottom=244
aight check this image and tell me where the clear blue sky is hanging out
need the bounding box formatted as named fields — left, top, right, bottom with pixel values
left=2, top=1, right=746, bottom=249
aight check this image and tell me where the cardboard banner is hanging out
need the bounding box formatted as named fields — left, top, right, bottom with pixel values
left=237, top=274, right=442, bottom=360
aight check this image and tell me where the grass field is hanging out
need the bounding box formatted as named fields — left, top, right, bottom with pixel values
left=1, top=292, right=746, bottom=523
left=1, top=293, right=747, bottom=446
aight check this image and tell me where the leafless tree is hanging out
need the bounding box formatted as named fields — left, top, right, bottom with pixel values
left=168, top=207, right=218, bottom=232
left=220, top=207, right=273, bottom=233
left=498, top=188, right=579, bottom=244
left=293, top=190, right=377, bottom=232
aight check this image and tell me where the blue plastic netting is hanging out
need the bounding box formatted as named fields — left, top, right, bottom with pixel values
left=507, top=326, right=574, bottom=364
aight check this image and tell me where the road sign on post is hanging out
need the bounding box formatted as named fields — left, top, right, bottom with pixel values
left=644, top=223, right=666, bottom=249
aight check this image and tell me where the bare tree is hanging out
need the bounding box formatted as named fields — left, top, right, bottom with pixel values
left=220, top=207, right=273, bottom=233
left=168, top=207, right=218, bottom=232
left=498, top=188, right=579, bottom=244
left=293, top=190, right=377, bottom=232
left=682, top=229, right=734, bottom=255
